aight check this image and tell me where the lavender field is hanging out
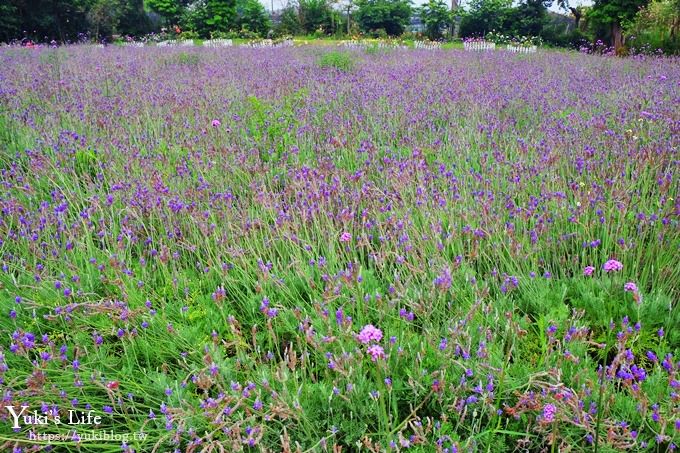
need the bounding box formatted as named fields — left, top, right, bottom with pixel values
left=0, top=46, right=678, bottom=452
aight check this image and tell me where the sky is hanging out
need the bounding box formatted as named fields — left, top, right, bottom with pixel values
left=255, top=0, right=591, bottom=14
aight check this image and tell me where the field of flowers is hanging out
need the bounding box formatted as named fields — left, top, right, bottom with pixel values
left=0, top=45, right=678, bottom=452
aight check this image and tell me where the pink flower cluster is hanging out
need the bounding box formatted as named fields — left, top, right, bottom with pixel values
left=357, top=324, right=385, bottom=362
left=584, top=260, right=624, bottom=276
left=602, top=259, right=623, bottom=273
left=624, top=281, right=642, bottom=304
left=339, top=232, right=352, bottom=243
left=624, top=282, right=638, bottom=293
left=367, top=344, right=385, bottom=361
left=357, top=324, right=383, bottom=344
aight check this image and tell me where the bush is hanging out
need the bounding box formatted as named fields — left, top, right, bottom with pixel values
left=542, top=29, right=591, bottom=49
left=179, top=30, right=199, bottom=40
left=318, top=51, right=355, bottom=71
left=371, top=28, right=388, bottom=38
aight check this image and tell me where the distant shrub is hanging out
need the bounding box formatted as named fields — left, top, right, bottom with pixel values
left=371, top=28, right=388, bottom=39
left=318, top=51, right=354, bottom=71
left=543, top=30, right=591, bottom=50
left=161, top=52, right=201, bottom=67
left=179, top=31, right=199, bottom=40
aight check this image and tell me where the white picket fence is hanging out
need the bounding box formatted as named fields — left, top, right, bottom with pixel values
left=203, top=39, right=233, bottom=47
left=463, top=41, right=496, bottom=51
left=245, top=39, right=294, bottom=48
left=506, top=44, right=537, bottom=53
left=414, top=41, right=442, bottom=50
left=340, top=40, right=407, bottom=50
left=341, top=40, right=368, bottom=49
left=157, top=40, right=195, bottom=47
left=377, top=41, right=406, bottom=49
left=120, top=42, right=144, bottom=47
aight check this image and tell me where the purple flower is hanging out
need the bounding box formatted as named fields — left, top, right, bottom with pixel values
left=602, top=259, right=623, bottom=273
left=339, top=232, right=352, bottom=243
left=542, top=403, right=556, bottom=422
left=583, top=266, right=595, bottom=276
left=624, top=282, right=638, bottom=293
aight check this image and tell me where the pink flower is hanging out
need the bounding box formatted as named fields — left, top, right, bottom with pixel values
left=367, top=344, right=385, bottom=361
left=583, top=265, right=595, bottom=276
left=357, top=324, right=383, bottom=344
left=542, top=403, right=556, bottom=422
left=339, top=232, right=352, bottom=243
left=624, top=282, right=638, bottom=293
left=211, top=119, right=221, bottom=127
left=602, top=259, right=623, bottom=273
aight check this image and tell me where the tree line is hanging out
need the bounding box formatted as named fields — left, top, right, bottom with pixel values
left=0, top=0, right=678, bottom=53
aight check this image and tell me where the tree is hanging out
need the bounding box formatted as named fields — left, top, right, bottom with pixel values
left=354, top=0, right=412, bottom=36
left=298, top=0, right=333, bottom=34
left=235, top=0, right=271, bottom=36
left=0, top=0, right=20, bottom=42
left=458, top=0, right=511, bottom=37
left=9, top=0, right=92, bottom=42
left=420, top=0, right=451, bottom=39
left=117, top=0, right=151, bottom=36
left=205, top=0, right=237, bottom=32
left=506, top=0, right=549, bottom=37
left=589, top=0, right=650, bottom=50
left=87, top=0, right=122, bottom=38
left=623, top=0, right=680, bottom=52
left=276, top=2, right=304, bottom=35
left=147, top=0, right=183, bottom=25
left=180, top=0, right=210, bottom=36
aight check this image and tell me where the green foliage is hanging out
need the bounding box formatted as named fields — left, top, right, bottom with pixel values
left=318, top=50, right=355, bottom=71
left=118, top=0, right=150, bottom=36
left=87, top=0, right=122, bottom=39
left=276, top=4, right=303, bottom=35
left=459, top=0, right=512, bottom=37
left=161, top=51, right=202, bottom=66
left=0, top=0, right=151, bottom=41
left=419, top=0, right=451, bottom=40
left=506, top=0, right=549, bottom=37
left=205, top=0, right=237, bottom=32
left=180, top=0, right=212, bottom=37
left=355, top=0, right=413, bottom=36
left=6, top=0, right=92, bottom=42
left=590, top=0, right=651, bottom=28
left=235, top=0, right=272, bottom=36
left=542, top=28, right=591, bottom=49
left=588, top=0, right=652, bottom=48
left=624, top=0, right=680, bottom=53
left=0, top=0, right=20, bottom=43
left=147, top=0, right=183, bottom=24
left=298, top=0, right=333, bottom=34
